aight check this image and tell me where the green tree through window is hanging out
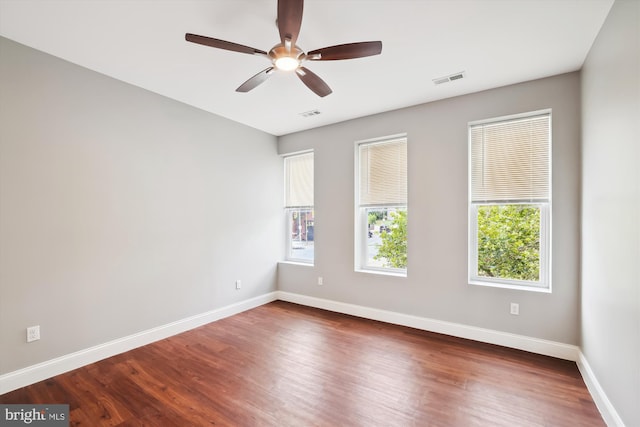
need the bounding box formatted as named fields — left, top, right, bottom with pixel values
left=375, top=210, right=407, bottom=269
left=476, top=205, right=540, bottom=281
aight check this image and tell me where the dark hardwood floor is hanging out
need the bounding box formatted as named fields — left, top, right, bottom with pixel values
left=1, top=301, right=604, bottom=426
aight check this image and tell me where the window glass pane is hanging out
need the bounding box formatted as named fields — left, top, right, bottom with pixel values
left=476, top=204, right=540, bottom=281
left=365, top=207, right=407, bottom=269
left=288, top=208, right=314, bottom=261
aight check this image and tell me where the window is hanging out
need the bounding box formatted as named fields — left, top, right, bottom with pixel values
left=284, top=152, right=314, bottom=263
left=469, top=111, right=551, bottom=291
left=355, top=135, right=407, bottom=274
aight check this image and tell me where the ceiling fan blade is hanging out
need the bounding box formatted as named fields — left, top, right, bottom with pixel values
left=185, top=33, right=267, bottom=57
left=295, top=67, right=332, bottom=97
left=307, top=41, right=382, bottom=61
left=278, top=0, right=304, bottom=47
left=236, top=67, right=275, bottom=93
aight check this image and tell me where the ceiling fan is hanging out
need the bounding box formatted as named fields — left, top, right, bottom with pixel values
left=185, top=0, right=382, bottom=97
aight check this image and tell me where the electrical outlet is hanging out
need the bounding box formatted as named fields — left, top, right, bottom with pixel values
left=235, top=280, right=242, bottom=290
left=27, top=325, right=40, bottom=343
left=317, top=277, right=323, bottom=285
left=510, top=303, right=520, bottom=315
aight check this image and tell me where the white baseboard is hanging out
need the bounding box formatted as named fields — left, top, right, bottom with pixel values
left=4, top=290, right=620, bottom=427
left=276, top=292, right=627, bottom=426
left=577, top=352, right=626, bottom=427
left=0, top=292, right=278, bottom=395
left=276, top=291, right=580, bottom=361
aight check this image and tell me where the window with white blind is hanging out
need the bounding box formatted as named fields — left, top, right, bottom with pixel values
left=355, top=135, right=407, bottom=274
left=284, top=151, right=314, bottom=263
left=468, top=110, right=551, bottom=291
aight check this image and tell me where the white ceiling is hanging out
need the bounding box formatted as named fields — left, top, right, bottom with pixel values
left=0, top=0, right=614, bottom=136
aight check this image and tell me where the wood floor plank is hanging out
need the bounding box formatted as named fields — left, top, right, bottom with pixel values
left=1, top=301, right=604, bottom=426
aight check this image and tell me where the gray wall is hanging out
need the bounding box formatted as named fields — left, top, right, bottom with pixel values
left=278, top=72, right=581, bottom=345
left=581, top=1, right=640, bottom=425
left=0, top=37, right=282, bottom=374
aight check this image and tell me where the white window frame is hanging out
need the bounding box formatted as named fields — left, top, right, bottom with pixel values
left=354, top=134, right=408, bottom=276
left=284, top=151, right=314, bottom=265
left=285, top=207, right=314, bottom=264
left=468, top=110, right=552, bottom=292
left=469, top=203, right=550, bottom=291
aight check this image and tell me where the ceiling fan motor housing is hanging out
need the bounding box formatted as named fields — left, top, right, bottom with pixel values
left=269, top=44, right=305, bottom=70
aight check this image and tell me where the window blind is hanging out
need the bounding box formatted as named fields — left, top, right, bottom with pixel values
left=285, top=152, right=314, bottom=208
left=359, top=138, right=407, bottom=206
left=470, top=114, right=550, bottom=203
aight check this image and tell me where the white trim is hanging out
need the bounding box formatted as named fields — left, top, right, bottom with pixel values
left=468, top=108, right=552, bottom=127
left=354, top=132, right=408, bottom=146
left=278, top=260, right=314, bottom=267
left=0, top=292, right=278, bottom=395
left=355, top=267, right=407, bottom=278
left=467, top=108, right=553, bottom=293
left=354, top=135, right=408, bottom=274
left=283, top=151, right=315, bottom=264
left=279, top=148, right=314, bottom=158
left=576, top=352, right=626, bottom=427
left=3, top=289, right=621, bottom=427
left=469, top=279, right=552, bottom=293
left=276, top=291, right=579, bottom=361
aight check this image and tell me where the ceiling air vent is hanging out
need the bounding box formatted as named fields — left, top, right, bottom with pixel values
left=433, top=71, right=466, bottom=85
left=299, top=109, right=322, bottom=118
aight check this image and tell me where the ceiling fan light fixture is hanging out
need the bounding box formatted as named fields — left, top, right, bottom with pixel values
left=274, top=56, right=300, bottom=71
left=186, top=0, right=382, bottom=96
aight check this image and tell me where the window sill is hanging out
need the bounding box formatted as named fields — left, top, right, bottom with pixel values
left=355, top=268, right=407, bottom=278
left=279, top=260, right=314, bottom=267
left=469, top=279, right=551, bottom=293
